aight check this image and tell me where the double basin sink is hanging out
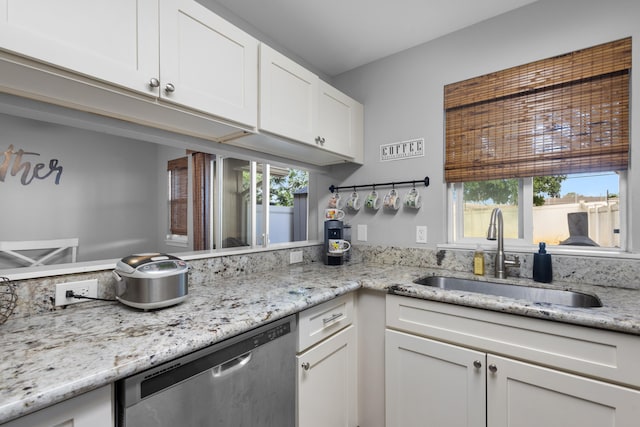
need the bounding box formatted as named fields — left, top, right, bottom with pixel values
left=413, top=276, right=602, bottom=308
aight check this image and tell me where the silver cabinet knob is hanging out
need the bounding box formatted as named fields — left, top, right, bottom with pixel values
left=164, top=83, right=176, bottom=93
left=488, top=364, right=498, bottom=373
left=473, top=360, right=482, bottom=369
left=149, top=77, right=160, bottom=88
left=301, top=362, right=310, bottom=371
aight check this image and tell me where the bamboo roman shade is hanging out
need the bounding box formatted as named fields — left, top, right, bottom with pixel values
left=444, top=38, right=631, bottom=182
left=168, top=156, right=188, bottom=235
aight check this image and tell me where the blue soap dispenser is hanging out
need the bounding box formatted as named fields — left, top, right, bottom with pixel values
left=533, top=242, right=552, bottom=283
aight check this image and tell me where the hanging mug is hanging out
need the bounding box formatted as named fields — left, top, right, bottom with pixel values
left=328, top=192, right=344, bottom=209
left=404, top=187, right=422, bottom=209
left=383, top=188, right=400, bottom=210
left=365, top=190, right=381, bottom=210
left=346, top=191, right=361, bottom=211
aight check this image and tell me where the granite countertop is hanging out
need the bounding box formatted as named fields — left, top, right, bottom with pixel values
left=2, top=262, right=640, bottom=424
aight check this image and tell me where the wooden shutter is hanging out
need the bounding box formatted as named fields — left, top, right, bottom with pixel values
left=168, top=157, right=188, bottom=235
left=191, top=152, right=213, bottom=251
left=444, top=38, right=631, bottom=182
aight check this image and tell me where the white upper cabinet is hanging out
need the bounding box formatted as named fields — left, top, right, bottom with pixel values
left=259, top=44, right=318, bottom=144
left=0, top=0, right=258, bottom=128
left=258, top=43, right=364, bottom=164
left=0, top=0, right=159, bottom=96
left=318, top=80, right=364, bottom=163
left=160, top=0, right=258, bottom=127
left=0, top=0, right=363, bottom=164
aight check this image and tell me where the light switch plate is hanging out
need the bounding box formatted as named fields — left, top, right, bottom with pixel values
left=416, top=226, right=427, bottom=244
left=357, top=224, right=368, bottom=241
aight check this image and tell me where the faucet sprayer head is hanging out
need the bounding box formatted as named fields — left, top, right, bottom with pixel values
left=487, top=207, right=501, bottom=240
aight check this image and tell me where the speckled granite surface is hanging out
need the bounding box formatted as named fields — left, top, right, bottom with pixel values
left=0, top=262, right=358, bottom=424
left=2, top=246, right=640, bottom=424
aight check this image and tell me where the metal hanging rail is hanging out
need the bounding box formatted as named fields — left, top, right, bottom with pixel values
left=329, top=176, right=429, bottom=193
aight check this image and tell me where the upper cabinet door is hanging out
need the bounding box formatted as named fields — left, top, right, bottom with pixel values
left=317, top=80, right=364, bottom=163
left=0, top=0, right=159, bottom=96
left=159, top=0, right=258, bottom=128
left=259, top=44, right=318, bottom=145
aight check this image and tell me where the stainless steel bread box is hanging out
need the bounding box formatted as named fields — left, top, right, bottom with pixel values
left=113, top=253, right=188, bottom=310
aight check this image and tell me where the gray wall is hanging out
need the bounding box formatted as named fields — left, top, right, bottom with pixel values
left=330, top=0, right=640, bottom=251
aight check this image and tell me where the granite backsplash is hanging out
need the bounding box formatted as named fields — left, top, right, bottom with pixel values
left=3, top=244, right=639, bottom=322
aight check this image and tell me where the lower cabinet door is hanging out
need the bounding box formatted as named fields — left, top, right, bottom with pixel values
left=297, top=325, right=357, bottom=427
left=385, top=329, right=486, bottom=427
left=4, top=385, right=113, bottom=427
left=487, top=354, right=640, bottom=427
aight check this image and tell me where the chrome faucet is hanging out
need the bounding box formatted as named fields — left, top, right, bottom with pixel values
left=486, top=208, right=520, bottom=279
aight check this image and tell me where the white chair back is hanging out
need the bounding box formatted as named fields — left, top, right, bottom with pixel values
left=0, top=238, right=79, bottom=267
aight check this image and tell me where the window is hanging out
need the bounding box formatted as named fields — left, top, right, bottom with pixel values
left=168, top=155, right=310, bottom=251
left=445, top=38, right=631, bottom=250
left=248, top=164, right=309, bottom=246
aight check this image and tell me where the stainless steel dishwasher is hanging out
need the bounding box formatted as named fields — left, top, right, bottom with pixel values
left=116, top=315, right=296, bottom=427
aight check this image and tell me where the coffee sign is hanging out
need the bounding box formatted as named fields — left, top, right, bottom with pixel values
left=0, top=144, right=64, bottom=185
left=380, top=138, right=424, bottom=162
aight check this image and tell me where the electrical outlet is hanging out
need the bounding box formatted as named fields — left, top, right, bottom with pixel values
left=289, top=250, right=303, bottom=264
left=416, top=226, right=428, bottom=244
left=55, top=279, right=98, bottom=306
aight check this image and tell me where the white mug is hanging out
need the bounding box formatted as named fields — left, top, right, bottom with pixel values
left=404, top=187, right=422, bottom=209
left=328, top=239, right=351, bottom=254
left=383, top=189, right=400, bottom=210
left=328, top=192, right=345, bottom=209
left=365, top=190, right=381, bottom=210
left=346, top=191, right=361, bottom=211
left=325, top=209, right=346, bottom=220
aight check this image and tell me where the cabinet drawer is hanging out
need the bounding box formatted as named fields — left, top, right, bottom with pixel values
left=298, top=293, right=354, bottom=352
left=386, top=294, right=640, bottom=389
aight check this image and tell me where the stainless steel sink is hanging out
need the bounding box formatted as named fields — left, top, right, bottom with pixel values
left=413, top=276, right=602, bottom=308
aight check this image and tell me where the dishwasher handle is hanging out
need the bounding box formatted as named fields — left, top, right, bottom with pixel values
left=212, top=351, right=252, bottom=378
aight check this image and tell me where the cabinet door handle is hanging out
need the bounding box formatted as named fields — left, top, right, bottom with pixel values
left=164, top=83, right=176, bottom=93
left=488, top=364, right=498, bottom=373
left=473, top=360, right=482, bottom=369
left=322, top=313, right=343, bottom=325
left=301, top=362, right=310, bottom=371
left=149, top=77, right=160, bottom=88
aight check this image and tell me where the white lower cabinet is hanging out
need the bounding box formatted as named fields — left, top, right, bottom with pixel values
left=386, top=329, right=486, bottom=427
left=386, top=295, right=640, bottom=427
left=386, top=330, right=640, bottom=427
left=3, top=385, right=113, bottom=427
left=297, top=293, right=357, bottom=427
left=298, top=325, right=357, bottom=427
left=488, top=354, right=640, bottom=427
